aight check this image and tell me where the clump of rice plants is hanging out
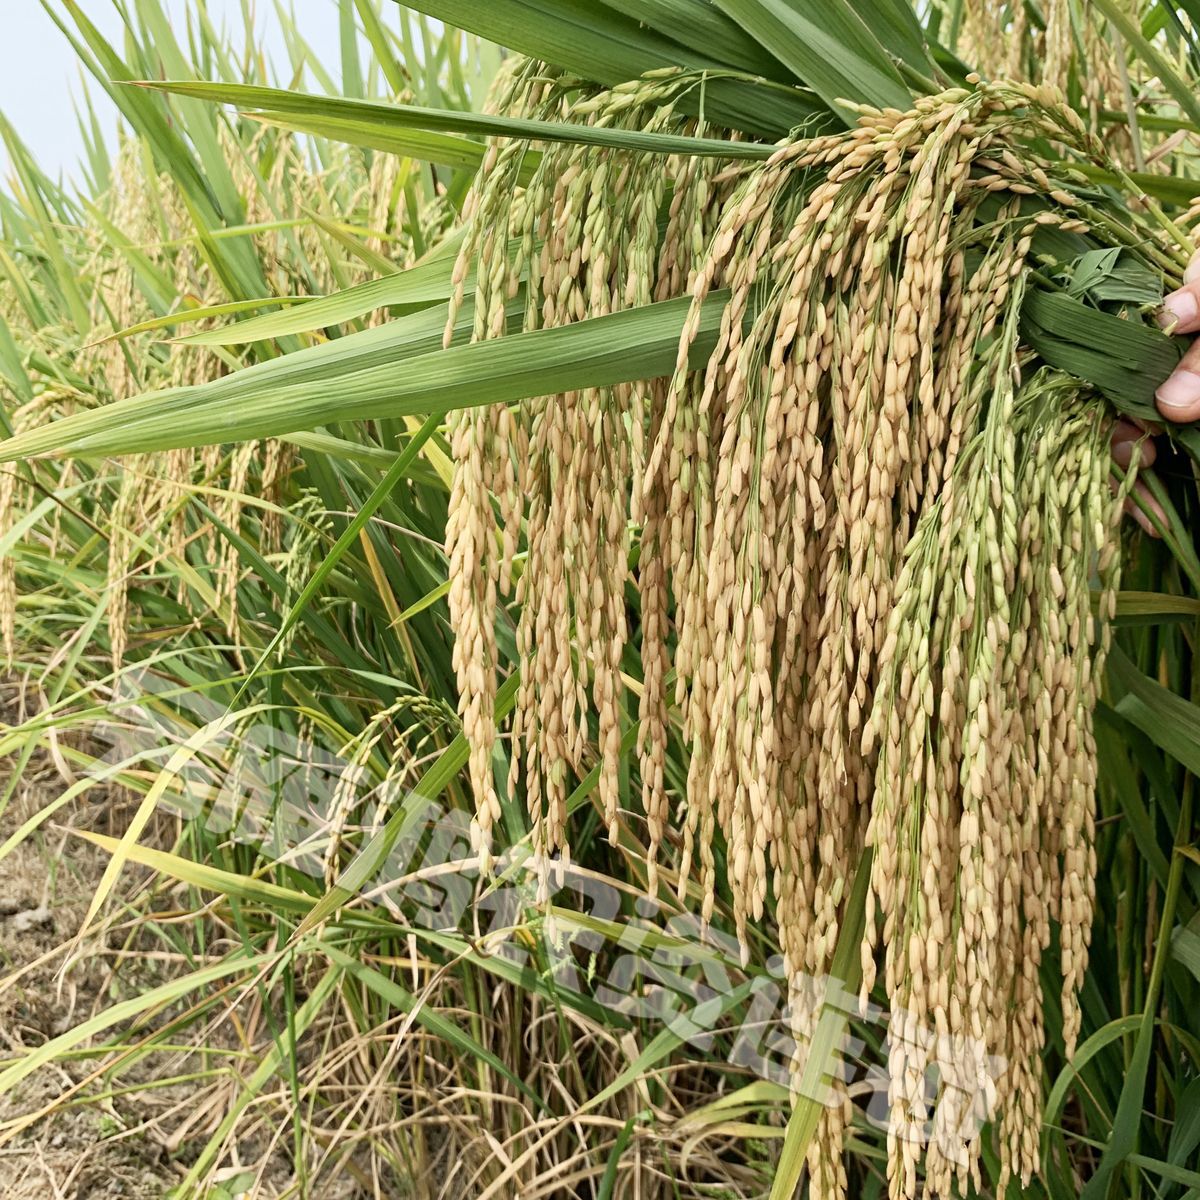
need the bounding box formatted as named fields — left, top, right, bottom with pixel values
left=444, top=69, right=1184, bottom=1198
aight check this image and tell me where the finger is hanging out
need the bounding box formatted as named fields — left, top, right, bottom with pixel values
left=1156, top=335, right=1200, bottom=422
left=1122, top=414, right=1163, bottom=436
left=1160, top=252, right=1200, bottom=333
left=1159, top=282, right=1200, bottom=334
left=1110, top=420, right=1157, bottom=470
left=1125, top=479, right=1167, bottom=537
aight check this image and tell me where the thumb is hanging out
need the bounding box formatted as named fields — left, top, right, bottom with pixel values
left=1158, top=250, right=1200, bottom=336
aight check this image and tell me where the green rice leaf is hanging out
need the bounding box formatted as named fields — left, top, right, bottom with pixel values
left=97, top=295, right=318, bottom=345
left=1173, top=923, right=1200, bottom=983
left=1107, top=646, right=1200, bottom=778
left=396, top=0, right=825, bottom=137
left=714, top=0, right=914, bottom=121
left=840, top=0, right=937, bottom=76
left=1021, top=287, right=1187, bottom=421
left=0, top=294, right=725, bottom=461
left=599, top=0, right=793, bottom=80
left=245, top=109, right=512, bottom=175
left=179, top=230, right=476, bottom=346
left=72, top=829, right=315, bottom=913
left=136, top=80, right=782, bottom=159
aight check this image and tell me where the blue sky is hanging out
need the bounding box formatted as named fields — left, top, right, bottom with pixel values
left=0, top=1, right=342, bottom=181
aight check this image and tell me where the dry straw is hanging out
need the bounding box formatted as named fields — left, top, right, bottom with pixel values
left=447, top=71, right=1146, bottom=1198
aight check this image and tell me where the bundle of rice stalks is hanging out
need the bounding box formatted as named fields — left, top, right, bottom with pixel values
left=445, top=69, right=1188, bottom=1198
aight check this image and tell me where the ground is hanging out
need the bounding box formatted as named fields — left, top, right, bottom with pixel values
left=0, top=691, right=387, bottom=1200
left=0, top=734, right=185, bottom=1199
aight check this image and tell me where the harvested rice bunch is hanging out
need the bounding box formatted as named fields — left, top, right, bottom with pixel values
left=447, top=72, right=1168, bottom=1198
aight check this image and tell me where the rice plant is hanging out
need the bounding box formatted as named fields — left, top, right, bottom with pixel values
left=0, top=2, right=1198, bottom=1199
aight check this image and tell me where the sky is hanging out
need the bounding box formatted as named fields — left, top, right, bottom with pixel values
left=0, top=1, right=343, bottom=182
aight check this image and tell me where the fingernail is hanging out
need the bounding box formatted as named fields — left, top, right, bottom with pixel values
left=1159, top=288, right=1198, bottom=329
left=1186, top=257, right=1200, bottom=285
left=1156, top=368, right=1200, bottom=416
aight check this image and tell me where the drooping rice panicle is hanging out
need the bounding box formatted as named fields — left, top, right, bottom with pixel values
left=447, top=74, right=1152, bottom=1196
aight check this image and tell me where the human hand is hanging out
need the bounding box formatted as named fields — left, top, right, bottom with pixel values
left=1157, top=253, right=1200, bottom=420
left=1108, top=254, right=1200, bottom=535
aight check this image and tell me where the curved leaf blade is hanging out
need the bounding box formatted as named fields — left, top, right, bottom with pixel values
left=0, top=294, right=727, bottom=462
